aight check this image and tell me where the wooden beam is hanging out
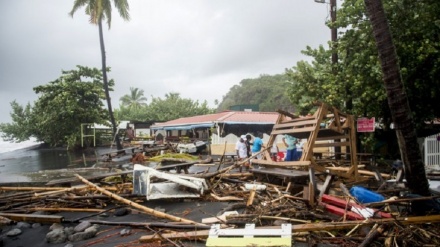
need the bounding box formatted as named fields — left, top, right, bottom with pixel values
left=0, top=213, right=64, bottom=224
left=271, top=127, right=316, bottom=135
left=273, top=119, right=317, bottom=128
left=276, top=109, right=299, bottom=119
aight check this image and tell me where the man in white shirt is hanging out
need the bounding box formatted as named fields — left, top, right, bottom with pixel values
left=235, top=135, right=249, bottom=172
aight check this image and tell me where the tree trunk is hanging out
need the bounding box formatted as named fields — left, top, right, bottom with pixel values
left=98, top=20, right=123, bottom=150
left=364, top=0, right=429, bottom=195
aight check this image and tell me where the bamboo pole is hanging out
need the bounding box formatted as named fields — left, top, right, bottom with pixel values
left=24, top=207, right=105, bottom=213
left=33, top=186, right=89, bottom=197
left=0, top=186, right=77, bottom=191
left=74, top=174, right=205, bottom=226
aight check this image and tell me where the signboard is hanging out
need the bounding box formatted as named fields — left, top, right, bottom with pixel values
left=357, top=117, right=375, bottom=132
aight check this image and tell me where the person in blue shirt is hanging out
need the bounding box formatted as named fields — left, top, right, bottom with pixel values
left=282, top=134, right=297, bottom=161
left=251, top=133, right=265, bottom=159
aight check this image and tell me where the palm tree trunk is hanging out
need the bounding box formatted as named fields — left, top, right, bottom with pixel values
left=98, top=20, right=123, bottom=150
left=364, top=0, right=429, bottom=195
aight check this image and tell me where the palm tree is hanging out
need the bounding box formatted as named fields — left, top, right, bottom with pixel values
left=69, top=0, right=130, bottom=150
left=120, top=87, right=148, bottom=109
left=364, top=0, right=429, bottom=196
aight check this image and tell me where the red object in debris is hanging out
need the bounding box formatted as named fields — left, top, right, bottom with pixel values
left=320, top=202, right=365, bottom=220
left=277, top=152, right=284, bottom=161
left=321, top=194, right=392, bottom=218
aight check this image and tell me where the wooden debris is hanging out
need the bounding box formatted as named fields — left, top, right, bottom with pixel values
left=74, top=174, right=205, bottom=226
left=0, top=212, right=64, bottom=224
left=210, top=193, right=243, bottom=202
left=2, top=124, right=440, bottom=247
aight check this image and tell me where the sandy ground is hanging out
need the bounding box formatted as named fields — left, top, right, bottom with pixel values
left=1, top=199, right=232, bottom=247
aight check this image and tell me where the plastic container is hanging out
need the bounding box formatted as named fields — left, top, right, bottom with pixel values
left=349, top=186, right=385, bottom=203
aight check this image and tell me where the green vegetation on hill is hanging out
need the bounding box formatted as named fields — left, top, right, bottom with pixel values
left=217, top=74, right=294, bottom=113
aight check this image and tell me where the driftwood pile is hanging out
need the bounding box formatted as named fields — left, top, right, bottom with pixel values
left=1, top=154, right=440, bottom=247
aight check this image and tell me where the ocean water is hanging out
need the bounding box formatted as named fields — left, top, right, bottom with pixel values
left=0, top=138, right=95, bottom=183
left=0, top=137, right=41, bottom=154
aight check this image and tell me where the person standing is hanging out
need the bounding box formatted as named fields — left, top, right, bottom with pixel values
left=245, top=134, right=252, bottom=158
left=235, top=135, right=249, bottom=172
left=126, top=126, right=135, bottom=142
left=282, top=134, right=296, bottom=161
left=270, top=143, right=279, bottom=161
left=251, top=133, right=265, bottom=159
left=294, top=139, right=305, bottom=161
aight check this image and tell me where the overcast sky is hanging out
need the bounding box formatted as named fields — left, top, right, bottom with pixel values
left=0, top=0, right=332, bottom=123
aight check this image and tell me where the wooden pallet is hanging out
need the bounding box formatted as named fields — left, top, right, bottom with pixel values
left=206, top=223, right=292, bottom=247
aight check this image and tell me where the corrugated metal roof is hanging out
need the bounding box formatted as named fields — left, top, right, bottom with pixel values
left=152, top=111, right=279, bottom=129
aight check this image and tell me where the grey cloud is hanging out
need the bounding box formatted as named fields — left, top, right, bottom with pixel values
left=0, top=0, right=331, bottom=123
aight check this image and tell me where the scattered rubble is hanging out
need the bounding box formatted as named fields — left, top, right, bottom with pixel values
left=1, top=151, right=440, bottom=246
left=1, top=104, right=440, bottom=246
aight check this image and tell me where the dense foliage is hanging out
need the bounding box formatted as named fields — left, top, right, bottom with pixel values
left=217, top=74, right=294, bottom=112
left=0, top=101, right=34, bottom=142
left=0, top=66, right=110, bottom=148
left=115, top=92, right=214, bottom=122
left=286, top=0, right=440, bottom=131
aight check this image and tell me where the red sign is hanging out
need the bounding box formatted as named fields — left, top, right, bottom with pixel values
left=357, top=117, right=375, bottom=132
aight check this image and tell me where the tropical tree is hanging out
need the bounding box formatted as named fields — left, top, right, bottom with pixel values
left=0, top=66, right=110, bottom=148
left=69, top=0, right=130, bottom=150
left=287, top=0, right=440, bottom=159
left=146, top=93, right=214, bottom=122
left=114, top=104, right=147, bottom=122
left=0, top=101, right=34, bottom=142
left=120, top=87, right=148, bottom=109
left=363, top=0, right=429, bottom=195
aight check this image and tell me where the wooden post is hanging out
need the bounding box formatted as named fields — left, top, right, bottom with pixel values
left=247, top=188, right=256, bottom=206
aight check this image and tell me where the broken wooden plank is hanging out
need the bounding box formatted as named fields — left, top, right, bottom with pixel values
left=246, top=188, right=256, bottom=206
left=321, top=194, right=392, bottom=218
left=210, top=193, right=244, bottom=201
left=46, top=171, right=132, bottom=186
left=23, top=207, right=105, bottom=213
left=0, top=213, right=64, bottom=224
